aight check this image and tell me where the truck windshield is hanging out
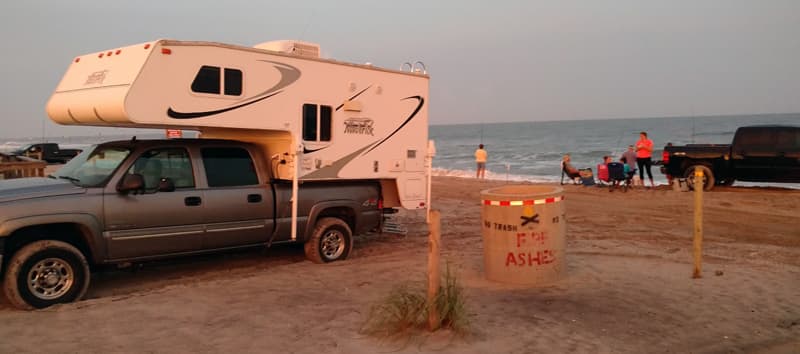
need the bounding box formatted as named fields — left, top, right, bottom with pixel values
left=51, top=146, right=131, bottom=187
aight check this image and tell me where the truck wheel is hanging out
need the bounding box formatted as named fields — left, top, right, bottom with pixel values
left=684, top=165, right=715, bottom=191
left=3, top=240, right=90, bottom=310
left=304, top=217, right=353, bottom=264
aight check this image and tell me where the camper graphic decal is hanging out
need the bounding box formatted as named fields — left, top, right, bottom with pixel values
left=167, top=60, right=301, bottom=119
left=343, top=118, right=374, bottom=135
left=336, top=85, right=372, bottom=111
left=363, top=95, right=424, bottom=154
left=85, top=70, right=109, bottom=85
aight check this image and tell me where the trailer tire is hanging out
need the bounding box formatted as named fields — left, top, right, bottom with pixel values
left=304, top=217, right=353, bottom=264
left=3, top=240, right=90, bottom=310
left=684, top=165, right=715, bottom=191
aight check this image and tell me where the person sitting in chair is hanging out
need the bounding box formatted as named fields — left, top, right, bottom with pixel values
left=560, top=154, right=581, bottom=184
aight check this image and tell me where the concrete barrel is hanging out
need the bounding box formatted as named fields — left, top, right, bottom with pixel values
left=480, top=185, right=566, bottom=284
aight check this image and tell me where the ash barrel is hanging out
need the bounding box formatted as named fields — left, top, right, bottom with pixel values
left=480, top=185, right=566, bottom=285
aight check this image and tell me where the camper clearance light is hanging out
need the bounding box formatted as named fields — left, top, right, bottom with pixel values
left=161, top=48, right=172, bottom=55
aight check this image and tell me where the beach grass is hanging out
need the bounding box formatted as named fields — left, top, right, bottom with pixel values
left=361, top=264, right=470, bottom=339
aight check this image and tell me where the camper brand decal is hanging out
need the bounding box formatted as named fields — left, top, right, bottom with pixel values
left=343, top=118, right=374, bottom=135
left=85, top=70, right=109, bottom=85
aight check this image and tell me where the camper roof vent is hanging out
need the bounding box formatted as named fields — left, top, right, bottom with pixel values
left=254, top=40, right=320, bottom=58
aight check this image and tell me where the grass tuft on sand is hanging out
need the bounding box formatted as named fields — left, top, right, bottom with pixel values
left=362, top=265, right=470, bottom=340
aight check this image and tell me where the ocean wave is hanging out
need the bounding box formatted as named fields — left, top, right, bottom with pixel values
left=432, top=167, right=559, bottom=183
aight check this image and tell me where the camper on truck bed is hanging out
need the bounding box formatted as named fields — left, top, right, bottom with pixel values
left=0, top=138, right=383, bottom=309
left=0, top=38, right=431, bottom=310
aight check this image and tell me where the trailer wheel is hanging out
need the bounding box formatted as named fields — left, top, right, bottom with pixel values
left=304, top=217, right=353, bottom=264
left=3, top=240, right=90, bottom=310
left=684, top=165, right=715, bottom=191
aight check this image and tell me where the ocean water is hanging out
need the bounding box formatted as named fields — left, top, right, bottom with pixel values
left=2, top=113, right=798, bottom=187
left=430, top=113, right=800, bottom=186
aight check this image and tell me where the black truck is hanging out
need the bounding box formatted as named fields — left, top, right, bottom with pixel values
left=660, top=125, right=800, bottom=190
left=12, top=143, right=82, bottom=164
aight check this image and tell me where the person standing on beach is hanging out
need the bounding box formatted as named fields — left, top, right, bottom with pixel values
left=475, top=144, right=487, bottom=179
left=635, top=132, right=654, bottom=187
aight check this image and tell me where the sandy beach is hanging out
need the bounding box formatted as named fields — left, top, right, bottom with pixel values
left=0, top=176, right=798, bottom=353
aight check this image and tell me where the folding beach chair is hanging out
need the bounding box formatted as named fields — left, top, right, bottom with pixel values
left=607, top=162, right=629, bottom=192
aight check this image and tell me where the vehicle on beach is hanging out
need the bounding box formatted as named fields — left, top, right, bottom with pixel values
left=0, top=139, right=385, bottom=309
left=11, top=143, right=82, bottom=164
left=660, top=125, right=800, bottom=190
left=0, top=38, right=431, bottom=309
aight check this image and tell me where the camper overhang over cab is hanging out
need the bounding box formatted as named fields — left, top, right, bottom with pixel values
left=46, top=39, right=432, bottom=211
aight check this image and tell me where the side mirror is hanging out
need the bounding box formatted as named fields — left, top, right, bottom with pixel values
left=117, top=173, right=145, bottom=194
left=158, top=178, right=175, bottom=192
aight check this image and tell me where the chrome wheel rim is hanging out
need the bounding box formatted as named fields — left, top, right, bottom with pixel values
left=321, top=230, right=345, bottom=260
left=27, top=258, right=74, bottom=300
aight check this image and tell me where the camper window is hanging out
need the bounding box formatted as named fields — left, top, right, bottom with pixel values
left=320, top=105, right=332, bottom=141
left=191, top=66, right=221, bottom=94
left=302, top=103, right=333, bottom=142
left=224, top=68, right=243, bottom=96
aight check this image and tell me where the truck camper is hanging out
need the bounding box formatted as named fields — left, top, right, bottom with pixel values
left=46, top=39, right=432, bottom=210
left=0, top=40, right=432, bottom=309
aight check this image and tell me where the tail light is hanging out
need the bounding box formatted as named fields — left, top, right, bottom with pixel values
left=662, top=150, right=670, bottom=164
left=377, top=198, right=383, bottom=210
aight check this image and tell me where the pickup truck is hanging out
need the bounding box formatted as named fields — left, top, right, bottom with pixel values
left=660, top=125, right=800, bottom=190
left=12, top=143, right=82, bottom=164
left=0, top=138, right=382, bottom=309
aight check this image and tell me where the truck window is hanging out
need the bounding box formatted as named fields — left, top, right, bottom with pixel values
left=776, top=129, right=800, bottom=151
left=128, top=148, right=194, bottom=191
left=53, top=146, right=130, bottom=187
left=735, top=128, right=775, bottom=153
left=201, top=147, right=259, bottom=187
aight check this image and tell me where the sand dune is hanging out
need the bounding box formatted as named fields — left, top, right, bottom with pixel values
left=0, top=177, right=798, bottom=353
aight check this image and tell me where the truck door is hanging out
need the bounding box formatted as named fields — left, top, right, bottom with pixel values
left=731, top=127, right=777, bottom=181
left=199, top=147, right=273, bottom=249
left=775, top=128, right=800, bottom=181
left=103, top=147, right=206, bottom=259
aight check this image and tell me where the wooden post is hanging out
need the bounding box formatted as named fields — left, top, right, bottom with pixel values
left=427, top=209, right=441, bottom=330
left=692, top=167, right=704, bottom=278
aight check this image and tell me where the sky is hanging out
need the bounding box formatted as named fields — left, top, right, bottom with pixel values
left=1, top=0, right=799, bottom=138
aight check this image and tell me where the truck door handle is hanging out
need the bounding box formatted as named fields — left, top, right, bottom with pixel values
left=184, top=196, right=202, bottom=206
left=247, top=194, right=262, bottom=203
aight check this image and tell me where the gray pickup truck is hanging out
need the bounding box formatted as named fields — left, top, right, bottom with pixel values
left=0, top=138, right=382, bottom=309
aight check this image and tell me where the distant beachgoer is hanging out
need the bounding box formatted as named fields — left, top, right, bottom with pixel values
left=621, top=145, right=637, bottom=174
left=561, top=154, right=580, bottom=184
left=475, top=144, right=487, bottom=179
left=635, top=132, right=654, bottom=187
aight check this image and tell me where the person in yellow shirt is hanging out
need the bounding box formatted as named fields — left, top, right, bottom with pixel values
left=475, top=144, right=488, bottom=179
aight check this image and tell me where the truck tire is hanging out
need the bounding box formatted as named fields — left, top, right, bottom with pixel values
left=684, top=165, right=715, bottom=191
left=304, top=217, right=353, bottom=264
left=3, top=240, right=90, bottom=310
